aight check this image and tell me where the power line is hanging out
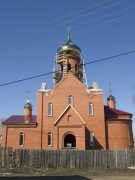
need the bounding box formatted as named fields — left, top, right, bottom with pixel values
left=1, top=10, right=134, bottom=63
left=0, top=0, right=126, bottom=60
left=0, top=49, right=135, bottom=87
left=83, top=50, right=135, bottom=66
left=74, top=8, right=135, bottom=36
left=0, top=71, right=53, bottom=87
left=0, top=1, right=133, bottom=62
left=74, top=5, right=135, bottom=29
left=0, top=0, right=112, bottom=48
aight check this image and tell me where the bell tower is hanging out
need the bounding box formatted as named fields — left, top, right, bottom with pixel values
left=53, top=26, right=87, bottom=85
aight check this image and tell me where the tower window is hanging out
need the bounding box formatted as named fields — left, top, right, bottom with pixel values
left=90, top=132, right=94, bottom=146
left=61, top=64, right=63, bottom=72
left=48, top=132, right=52, bottom=146
left=68, top=95, right=73, bottom=106
left=19, top=132, right=24, bottom=147
left=68, top=63, right=71, bottom=71
left=48, top=103, right=53, bottom=116
left=89, top=103, right=94, bottom=115
left=75, top=64, right=78, bottom=72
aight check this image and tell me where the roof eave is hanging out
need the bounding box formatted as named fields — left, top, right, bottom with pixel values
left=2, top=123, right=37, bottom=127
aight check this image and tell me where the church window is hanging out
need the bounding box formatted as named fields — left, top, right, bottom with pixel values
left=19, top=132, right=24, bottom=146
left=68, top=95, right=73, bottom=106
left=128, top=131, right=133, bottom=145
left=89, top=103, right=94, bottom=115
left=75, top=64, right=77, bottom=72
left=68, top=63, right=71, bottom=71
left=48, top=103, right=53, bottom=116
left=48, top=132, right=52, bottom=146
left=68, top=115, right=71, bottom=121
left=90, top=132, right=94, bottom=146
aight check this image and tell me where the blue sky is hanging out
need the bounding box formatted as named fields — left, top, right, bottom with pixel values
left=0, top=0, right=135, bottom=133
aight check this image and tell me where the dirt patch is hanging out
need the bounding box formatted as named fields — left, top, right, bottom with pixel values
left=0, top=167, right=135, bottom=179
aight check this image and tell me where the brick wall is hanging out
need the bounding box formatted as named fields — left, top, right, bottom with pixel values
left=37, top=73, right=106, bottom=150
left=1, top=73, right=133, bottom=150
left=107, top=120, right=133, bottom=149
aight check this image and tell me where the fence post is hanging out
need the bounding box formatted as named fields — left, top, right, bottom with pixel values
left=115, top=147, right=118, bottom=168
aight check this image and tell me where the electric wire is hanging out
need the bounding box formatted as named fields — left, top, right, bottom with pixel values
left=0, top=49, right=135, bottom=87
left=0, top=0, right=122, bottom=49
left=74, top=11, right=135, bottom=37
left=0, top=0, right=133, bottom=63
left=0, top=0, right=85, bottom=47
left=0, top=3, right=134, bottom=62
left=74, top=4, right=135, bottom=31
left=0, top=9, right=134, bottom=63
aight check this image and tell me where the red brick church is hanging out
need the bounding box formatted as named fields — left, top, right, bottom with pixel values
left=1, top=33, right=133, bottom=150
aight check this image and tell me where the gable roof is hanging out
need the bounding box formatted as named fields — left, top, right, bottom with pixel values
left=2, top=115, right=37, bottom=125
left=104, top=106, right=132, bottom=118
left=53, top=72, right=88, bottom=92
left=54, top=104, right=86, bottom=125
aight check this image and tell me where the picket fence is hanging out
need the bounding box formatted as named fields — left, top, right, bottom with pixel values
left=0, top=148, right=135, bottom=169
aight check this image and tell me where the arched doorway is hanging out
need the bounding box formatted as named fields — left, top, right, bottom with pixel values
left=64, top=133, right=76, bottom=148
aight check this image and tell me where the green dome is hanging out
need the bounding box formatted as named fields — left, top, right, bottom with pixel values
left=107, top=94, right=115, bottom=101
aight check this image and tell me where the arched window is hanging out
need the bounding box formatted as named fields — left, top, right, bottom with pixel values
left=48, top=132, right=52, bottom=146
left=89, top=103, right=94, bottom=115
left=68, top=115, right=71, bottom=121
left=68, top=63, right=71, bottom=71
left=75, top=64, right=78, bottom=72
left=19, top=132, right=24, bottom=146
left=48, top=103, right=53, bottom=116
left=68, top=95, right=73, bottom=106
left=90, top=132, right=94, bottom=146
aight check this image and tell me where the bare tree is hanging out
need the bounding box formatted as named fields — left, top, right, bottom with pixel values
left=0, top=118, right=6, bottom=134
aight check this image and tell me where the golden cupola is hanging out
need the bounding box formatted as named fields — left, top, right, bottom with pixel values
left=54, top=32, right=83, bottom=84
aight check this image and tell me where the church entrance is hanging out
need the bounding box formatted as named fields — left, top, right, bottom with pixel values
left=64, top=133, right=76, bottom=148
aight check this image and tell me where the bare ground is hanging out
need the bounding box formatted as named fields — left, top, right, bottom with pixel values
left=0, top=167, right=135, bottom=179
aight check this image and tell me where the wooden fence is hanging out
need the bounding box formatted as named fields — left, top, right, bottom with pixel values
left=0, top=148, right=135, bottom=169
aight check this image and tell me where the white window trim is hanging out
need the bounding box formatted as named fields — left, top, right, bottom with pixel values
left=19, top=132, right=25, bottom=147
left=89, top=103, right=94, bottom=116
left=48, top=133, right=52, bottom=146
left=48, top=103, right=53, bottom=116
